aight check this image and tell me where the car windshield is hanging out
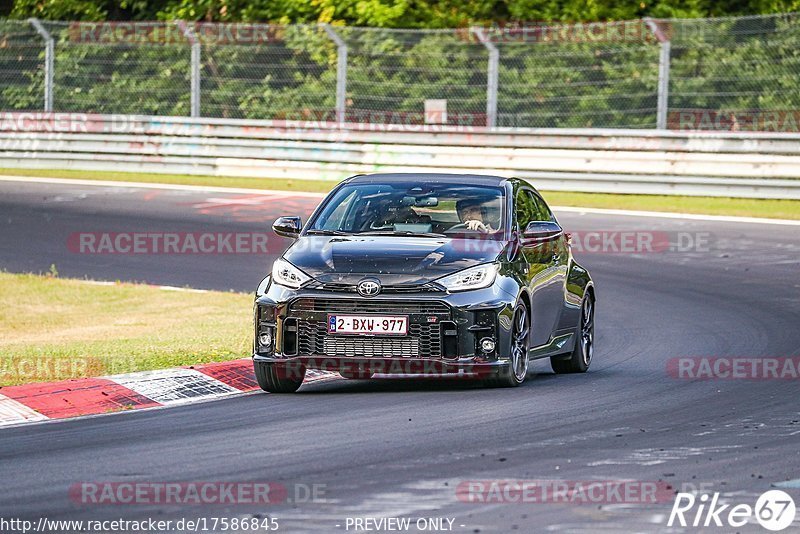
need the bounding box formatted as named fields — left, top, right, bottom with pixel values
left=307, top=182, right=506, bottom=238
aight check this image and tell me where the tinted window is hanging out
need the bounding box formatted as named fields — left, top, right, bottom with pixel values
left=515, top=190, right=535, bottom=229
left=318, top=189, right=357, bottom=230
left=309, top=182, right=506, bottom=237
left=530, top=192, right=555, bottom=223
left=516, top=189, right=554, bottom=230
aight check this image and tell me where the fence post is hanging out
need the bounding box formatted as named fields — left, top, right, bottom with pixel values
left=177, top=21, right=201, bottom=118
left=28, top=18, right=54, bottom=112
left=471, top=27, right=498, bottom=129
left=645, top=18, right=671, bottom=130
left=323, top=25, right=348, bottom=126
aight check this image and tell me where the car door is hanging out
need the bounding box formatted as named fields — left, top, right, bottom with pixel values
left=515, top=188, right=567, bottom=348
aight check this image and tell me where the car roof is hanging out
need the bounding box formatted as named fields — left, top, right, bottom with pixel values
left=345, top=173, right=510, bottom=186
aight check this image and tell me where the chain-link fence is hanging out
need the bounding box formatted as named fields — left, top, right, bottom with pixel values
left=0, top=19, right=46, bottom=112
left=668, top=14, right=800, bottom=131
left=1, top=13, right=799, bottom=130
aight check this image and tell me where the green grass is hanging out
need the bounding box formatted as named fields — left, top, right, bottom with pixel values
left=2, top=167, right=799, bottom=220
left=539, top=191, right=800, bottom=221
left=0, top=272, right=252, bottom=386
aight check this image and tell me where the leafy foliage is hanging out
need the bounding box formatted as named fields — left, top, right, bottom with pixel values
left=6, top=0, right=800, bottom=26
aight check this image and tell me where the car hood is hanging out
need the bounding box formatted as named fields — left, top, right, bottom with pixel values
left=283, top=235, right=507, bottom=285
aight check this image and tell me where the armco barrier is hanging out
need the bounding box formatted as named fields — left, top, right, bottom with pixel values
left=1, top=113, right=800, bottom=199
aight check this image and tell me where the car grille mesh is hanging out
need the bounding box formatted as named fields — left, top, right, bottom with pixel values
left=289, top=299, right=448, bottom=358
left=307, top=282, right=443, bottom=294
left=297, top=321, right=442, bottom=358
left=290, top=298, right=449, bottom=315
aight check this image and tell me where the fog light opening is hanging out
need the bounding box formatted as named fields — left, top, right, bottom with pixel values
left=480, top=338, right=496, bottom=353
left=259, top=331, right=273, bottom=348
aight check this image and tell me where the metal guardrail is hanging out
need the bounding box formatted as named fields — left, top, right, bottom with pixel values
left=1, top=114, right=799, bottom=199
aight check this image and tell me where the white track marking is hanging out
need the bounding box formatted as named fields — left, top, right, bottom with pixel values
left=0, top=175, right=327, bottom=198
left=554, top=205, right=800, bottom=226
left=0, top=394, right=48, bottom=426
left=2, top=174, right=799, bottom=225
left=156, top=285, right=209, bottom=293
left=587, top=445, right=742, bottom=467
left=78, top=279, right=211, bottom=293
left=773, top=479, right=800, bottom=489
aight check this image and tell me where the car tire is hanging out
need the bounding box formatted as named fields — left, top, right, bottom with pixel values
left=254, top=361, right=306, bottom=393
left=485, top=302, right=529, bottom=388
left=551, top=293, right=594, bottom=374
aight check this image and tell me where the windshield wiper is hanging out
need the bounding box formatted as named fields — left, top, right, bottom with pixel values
left=305, top=229, right=353, bottom=236
left=357, top=230, right=446, bottom=238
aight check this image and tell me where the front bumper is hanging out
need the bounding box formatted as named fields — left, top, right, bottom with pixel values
left=253, top=279, right=517, bottom=373
left=253, top=356, right=512, bottom=379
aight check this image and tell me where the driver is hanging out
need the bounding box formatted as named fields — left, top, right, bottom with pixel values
left=456, top=197, right=497, bottom=233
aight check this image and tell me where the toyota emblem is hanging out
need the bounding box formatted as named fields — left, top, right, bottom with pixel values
left=357, top=279, right=381, bottom=297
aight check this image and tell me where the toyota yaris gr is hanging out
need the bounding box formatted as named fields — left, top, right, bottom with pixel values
left=253, top=173, right=595, bottom=392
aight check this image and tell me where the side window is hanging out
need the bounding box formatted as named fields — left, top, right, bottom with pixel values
left=516, top=189, right=554, bottom=230
left=320, top=189, right=357, bottom=230
left=515, top=189, right=535, bottom=230
left=529, top=193, right=555, bottom=223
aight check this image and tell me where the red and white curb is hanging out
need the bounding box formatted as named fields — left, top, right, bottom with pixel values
left=0, top=359, right=337, bottom=428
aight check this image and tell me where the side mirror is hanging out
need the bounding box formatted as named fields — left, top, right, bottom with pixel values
left=272, top=216, right=302, bottom=238
left=522, top=221, right=563, bottom=243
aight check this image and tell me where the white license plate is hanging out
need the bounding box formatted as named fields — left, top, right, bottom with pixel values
left=328, top=315, right=408, bottom=335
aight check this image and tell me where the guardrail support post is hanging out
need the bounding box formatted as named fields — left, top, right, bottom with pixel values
left=471, top=27, right=499, bottom=129
left=28, top=18, right=54, bottom=112
left=645, top=18, right=671, bottom=130
left=177, top=21, right=201, bottom=118
left=190, top=42, right=201, bottom=118
left=323, top=25, right=348, bottom=127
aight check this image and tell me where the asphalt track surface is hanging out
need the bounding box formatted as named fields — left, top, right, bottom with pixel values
left=0, top=179, right=799, bottom=533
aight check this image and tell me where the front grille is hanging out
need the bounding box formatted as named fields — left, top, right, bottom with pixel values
left=307, top=282, right=443, bottom=294
left=288, top=298, right=450, bottom=358
left=297, top=321, right=442, bottom=358
left=290, top=298, right=449, bottom=315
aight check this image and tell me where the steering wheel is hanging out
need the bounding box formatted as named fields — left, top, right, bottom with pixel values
left=445, top=222, right=469, bottom=233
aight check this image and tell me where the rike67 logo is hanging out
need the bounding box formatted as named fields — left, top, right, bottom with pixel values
left=668, top=490, right=796, bottom=531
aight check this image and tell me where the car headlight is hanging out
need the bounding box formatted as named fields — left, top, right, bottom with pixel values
left=271, top=258, right=311, bottom=289
left=436, top=263, right=498, bottom=292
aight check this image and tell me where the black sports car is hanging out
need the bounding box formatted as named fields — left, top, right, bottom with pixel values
left=253, top=173, right=594, bottom=392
